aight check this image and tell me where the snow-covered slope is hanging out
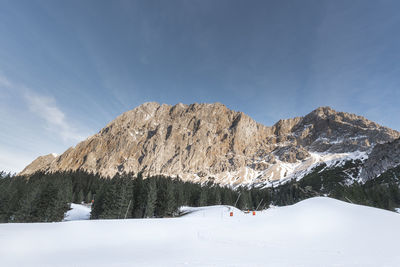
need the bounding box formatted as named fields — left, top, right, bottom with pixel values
left=254, top=150, right=369, bottom=187
left=63, top=203, right=91, bottom=221
left=1, top=197, right=400, bottom=267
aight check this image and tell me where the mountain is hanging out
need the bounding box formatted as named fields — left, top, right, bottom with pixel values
left=360, top=137, right=400, bottom=181
left=20, top=102, right=400, bottom=186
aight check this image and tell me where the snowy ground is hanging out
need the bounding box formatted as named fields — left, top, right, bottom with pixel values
left=1, top=197, right=400, bottom=266
left=63, top=203, right=91, bottom=221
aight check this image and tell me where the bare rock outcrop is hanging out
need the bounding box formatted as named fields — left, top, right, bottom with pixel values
left=19, top=103, right=400, bottom=185
left=20, top=154, right=57, bottom=176
left=360, top=138, right=400, bottom=181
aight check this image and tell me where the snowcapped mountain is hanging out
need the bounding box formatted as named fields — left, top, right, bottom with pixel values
left=20, top=103, right=400, bottom=185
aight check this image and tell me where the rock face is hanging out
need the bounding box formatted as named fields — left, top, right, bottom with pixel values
left=20, top=103, right=400, bottom=185
left=20, top=154, right=57, bottom=175
left=360, top=138, right=400, bottom=181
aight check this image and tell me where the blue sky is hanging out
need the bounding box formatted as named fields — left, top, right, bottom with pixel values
left=1, top=0, right=400, bottom=172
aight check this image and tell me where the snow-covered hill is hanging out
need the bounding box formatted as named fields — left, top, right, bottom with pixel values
left=1, top=197, right=400, bottom=266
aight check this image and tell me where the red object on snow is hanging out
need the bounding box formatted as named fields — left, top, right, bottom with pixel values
left=230, top=212, right=233, bottom=217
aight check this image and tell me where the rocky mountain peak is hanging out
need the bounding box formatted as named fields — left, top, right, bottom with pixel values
left=296, top=107, right=400, bottom=153
left=19, top=153, right=57, bottom=175
left=20, top=103, right=400, bottom=186
left=304, top=106, right=384, bottom=130
left=309, top=106, right=335, bottom=117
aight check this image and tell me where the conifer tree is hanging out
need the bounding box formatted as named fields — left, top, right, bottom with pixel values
left=198, top=189, right=207, bottom=206
left=144, top=179, right=157, bottom=218
left=116, top=175, right=133, bottom=219
left=75, top=189, right=84, bottom=204
left=86, top=191, right=93, bottom=204
left=164, top=180, right=177, bottom=216
left=132, top=173, right=146, bottom=218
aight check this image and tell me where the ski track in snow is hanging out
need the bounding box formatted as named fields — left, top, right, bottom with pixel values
left=1, top=197, right=400, bottom=267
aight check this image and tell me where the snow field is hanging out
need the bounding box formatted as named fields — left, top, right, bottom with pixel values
left=1, top=197, right=400, bottom=266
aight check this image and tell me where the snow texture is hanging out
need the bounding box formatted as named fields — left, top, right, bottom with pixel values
left=1, top=197, right=400, bottom=266
left=63, top=203, right=91, bottom=221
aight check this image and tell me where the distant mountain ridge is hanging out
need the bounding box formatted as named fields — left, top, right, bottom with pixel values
left=20, top=102, right=400, bottom=185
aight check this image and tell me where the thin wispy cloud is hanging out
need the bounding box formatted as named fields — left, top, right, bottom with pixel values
left=0, top=73, right=91, bottom=172
left=0, top=74, right=12, bottom=88
left=24, top=92, right=86, bottom=142
left=1, top=74, right=87, bottom=143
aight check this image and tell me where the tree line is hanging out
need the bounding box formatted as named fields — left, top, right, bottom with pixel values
left=1, top=161, right=400, bottom=223
left=0, top=170, right=272, bottom=222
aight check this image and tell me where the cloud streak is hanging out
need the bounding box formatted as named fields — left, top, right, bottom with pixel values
left=0, top=74, right=12, bottom=88
left=24, top=92, right=86, bottom=142
left=1, top=73, right=87, bottom=143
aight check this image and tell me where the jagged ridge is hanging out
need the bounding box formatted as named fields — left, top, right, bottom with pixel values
left=20, top=103, right=400, bottom=185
